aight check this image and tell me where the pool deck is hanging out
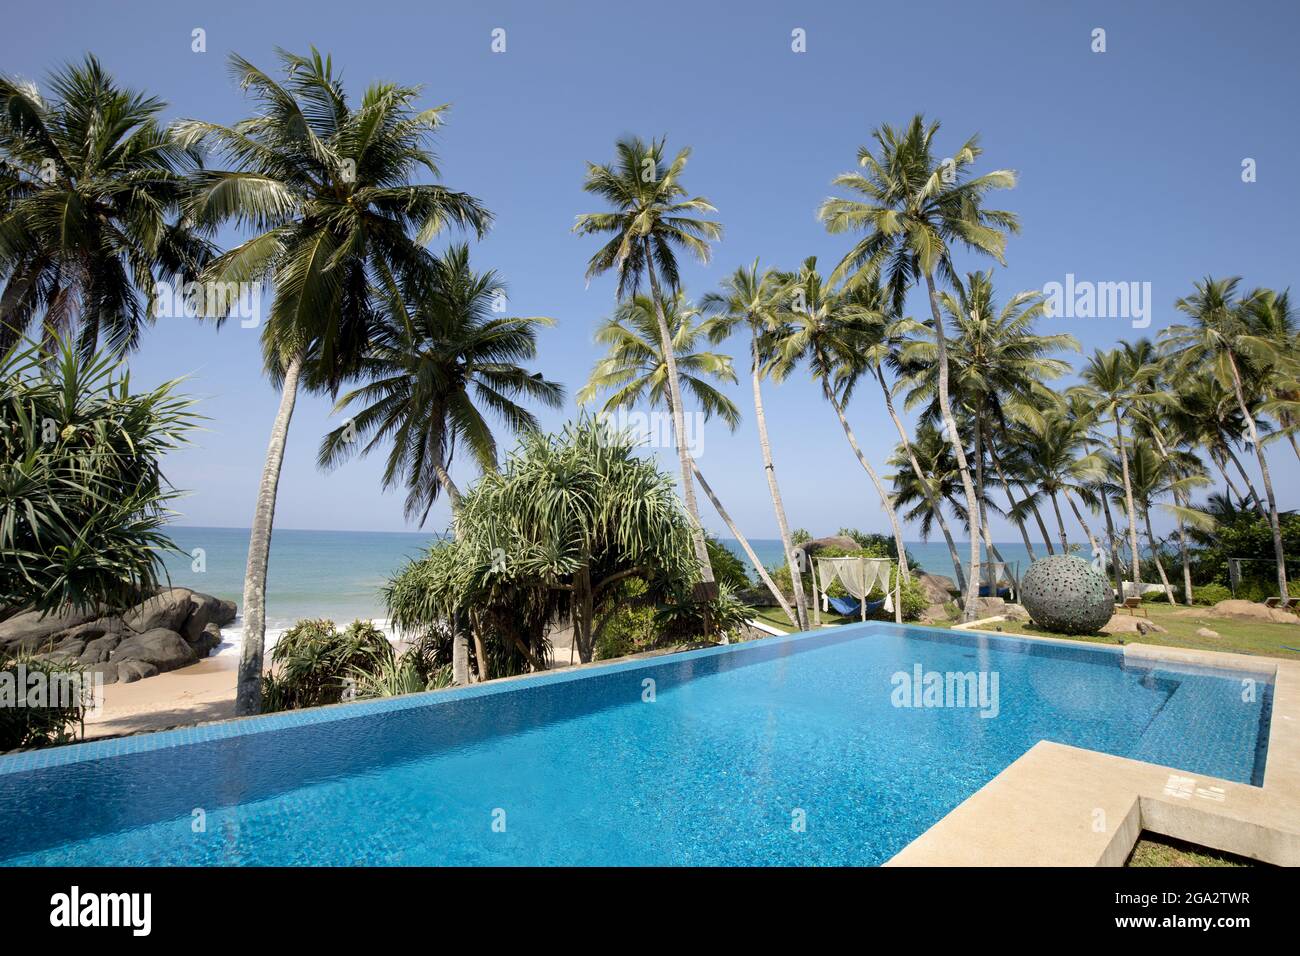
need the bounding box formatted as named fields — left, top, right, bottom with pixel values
left=887, top=635, right=1300, bottom=867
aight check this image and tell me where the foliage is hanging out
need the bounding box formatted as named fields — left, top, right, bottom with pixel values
left=318, top=244, right=563, bottom=523
left=386, top=417, right=700, bottom=671
left=0, top=55, right=212, bottom=355
left=1189, top=509, right=1300, bottom=588
left=1191, top=583, right=1232, bottom=606
left=174, top=47, right=490, bottom=388
left=0, top=338, right=196, bottom=615
left=706, top=535, right=751, bottom=591
left=0, top=651, right=89, bottom=751
left=260, top=618, right=392, bottom=712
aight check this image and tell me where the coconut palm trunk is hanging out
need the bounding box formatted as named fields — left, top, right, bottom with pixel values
left=1146, top=429, right=1195, bottom=606
left=925, top=274, right=982, bottom=620
left=1142, top=509, right=1177, bottom=605
left=430, top=461, right=472, bottom=685
left=1048, top=490, right=1070, bottom=552
left=1062, top=488, right=1101, bottom=558
left=821, top=381, right=906, bottom=622
left=1099, top=493, right=1125, bottom=596
left=874, top=367, right=968, bottom=593
left=1225, top=352, right=1288, bottom=596
left=1225, top=446, right=1267, bottom=517
left=691, top=461, right=797, bottom=626
left=1112, top=414, right=1143, bottom=597
left=235, top=351, right=304, bottom=716
left=987, top=442, right=1037, bottom=560
left=642, top=239, right=715, bottom=590
left=751, top=337, right=808, bottom=628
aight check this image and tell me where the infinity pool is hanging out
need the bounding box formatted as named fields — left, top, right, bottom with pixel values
left=0, top=624, right=1273, bottom=866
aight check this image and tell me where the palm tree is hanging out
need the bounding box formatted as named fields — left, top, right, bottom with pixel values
left=1164, top=277, right=1289, bottom=597
left=1017, top=408, right=1106, bottom=553
left=888, top=423, right=965, bottom=548
left=700, top=261, right=810, bottom=629
left=836, top=278, right=969, bottom=593
left=768, top=257, right=908, bottom=621
left=1076, top=348, right=1150, bottom=598
left=1124, top=443, right=1212, bottom=605
left=902, top=270, right=1077, bottom=584
left=1172, top=376, right=1266, bottom=516
left=1126, top=340, right=1212, bottom=605
left=176, top=49, right=490, bottom=714
left=318, top=243, right=563, bottom=522
left=0, top=55, right=212, bottom=354
left=1242, top=287, right=1300, bottom=464
left=578, top=290, right=798, bottom=625
left=573, top=136, right=722, bottom=595
left=818, top=115, right=1019, bottom=620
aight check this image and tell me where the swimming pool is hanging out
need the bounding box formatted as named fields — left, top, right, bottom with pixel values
left=0, top=623, right=1274, bottom=866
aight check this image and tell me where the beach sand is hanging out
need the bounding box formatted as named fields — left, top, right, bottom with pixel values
left=83, top=654, right=238, bottom=740
left=78, top=619, right=584, bottom=741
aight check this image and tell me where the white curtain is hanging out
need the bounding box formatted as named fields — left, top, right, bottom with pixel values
left=817, top=557, right=894, bottom=612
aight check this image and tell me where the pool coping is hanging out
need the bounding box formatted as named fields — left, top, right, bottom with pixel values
left=885, top=630, right=1300, bottom=867
left=2, top=621, right=1295, bottom=868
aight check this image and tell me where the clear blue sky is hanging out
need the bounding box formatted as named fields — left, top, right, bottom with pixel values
left=4, top=0, right=1298, bottom=540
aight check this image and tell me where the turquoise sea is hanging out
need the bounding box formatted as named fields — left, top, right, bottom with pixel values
left=160, top=526, right=1074, bottom=629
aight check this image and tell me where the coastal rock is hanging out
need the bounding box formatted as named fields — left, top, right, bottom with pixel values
left=920, top=603, right=952, bottom=624
left=77, top=633, right=124, bottom=665
left=123, top=588, right=195, bottom=633
left=966, top=597, right=1009, bottom=618
left=110, top=628, right=199, bottom=672
left=800, top=535, right=861, bottom=555
left=87, top=662, right=119, bottom=686
left=2, top=589, right=231, bottom=681
left=0, top=607, right=100, bottom=652
left=917, top=573, right=958, bottom=605
left=1205, top=599, right=1298, bottom=625
left=188, top=622, right=223, bottom=658
left=116, top=660, right=160, bottom=684
left=1101, top=615, right=1167, bottom=636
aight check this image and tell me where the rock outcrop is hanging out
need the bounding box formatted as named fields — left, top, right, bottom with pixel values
left=0, top=588, right=235, bottom=684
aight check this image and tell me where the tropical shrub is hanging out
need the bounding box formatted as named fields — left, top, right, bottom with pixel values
left=0, top=339, right=196, bottom=616
left=260, top=619, right=392, bottom=712
left=386, top=418, right=703, bottom=673
left=705, top=535, right=751, bottom=591
left=655, top=583, right=754, bottom=643
left=0, top=652, right=89, bottom=751
left=1192, top=583, right=1232, bottom=605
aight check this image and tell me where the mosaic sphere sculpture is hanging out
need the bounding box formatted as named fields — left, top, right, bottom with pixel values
left=1019, top=554, right=1113, bottom=634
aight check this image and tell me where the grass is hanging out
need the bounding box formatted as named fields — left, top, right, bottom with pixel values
left=949, top=603, right=1300, bottom=661
left=750, top=602, right=1300, bottom=660
left=751, top=606, right=857, bottom=633
left=1126, top=833, right=1258, bottom=867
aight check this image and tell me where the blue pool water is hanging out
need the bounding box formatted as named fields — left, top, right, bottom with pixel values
left=0, top=624, right=1273, bottom=866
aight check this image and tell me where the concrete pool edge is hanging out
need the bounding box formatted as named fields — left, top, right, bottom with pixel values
left=886, top=635, right=1300, bottom=867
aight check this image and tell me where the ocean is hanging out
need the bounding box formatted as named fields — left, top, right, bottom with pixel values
left=160, top=526, right=1073, bottom=633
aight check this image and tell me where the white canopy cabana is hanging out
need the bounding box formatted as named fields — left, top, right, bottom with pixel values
left=812, top=556, right=895, bottom=625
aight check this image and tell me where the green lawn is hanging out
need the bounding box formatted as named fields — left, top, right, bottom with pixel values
left=751, top=606, right=857, bottom=633
left=749, top=602, right=1300, bottom=660
left=1126, top=833, right=1258, bottom=867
